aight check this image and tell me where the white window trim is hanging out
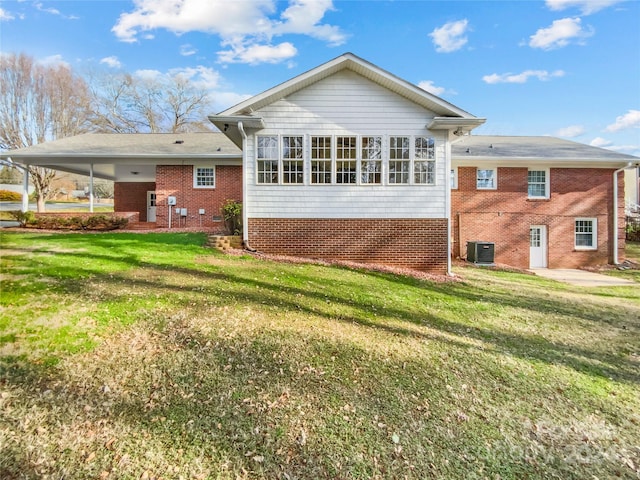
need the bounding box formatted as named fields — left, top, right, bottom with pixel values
left=575, top=217, right=598, bottom=250
left=193, top=165, right=216, bottom=189
left=527, top=168, right=550, bottom=199
left=413, top=136, right=437, bottom=186
left=451, top=167, right=458, bottom=190
left=476, top=166, right=497, bottom=190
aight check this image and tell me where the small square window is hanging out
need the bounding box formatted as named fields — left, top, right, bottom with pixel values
left=477, top=168, right=496, bottom=189
left=194, top=166, right=215, bottom=188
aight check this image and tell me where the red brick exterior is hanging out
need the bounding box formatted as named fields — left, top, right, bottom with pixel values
left=248, top=218, right=449, bottom=273
left=154, top=165, right=242, bottom=229
left=114, top=182, right=155, bottom=222
left=452, top=167, right=624, bottom=269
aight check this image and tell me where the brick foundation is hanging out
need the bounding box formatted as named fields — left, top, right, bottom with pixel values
left=452, top=167, right=624, bottom=268
left=248, top=218, right=449, bottom=273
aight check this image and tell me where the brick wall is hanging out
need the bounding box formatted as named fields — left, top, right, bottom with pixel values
left=154, top=165, right=242, bottom=229
left=452, top=167, right=624, bottom=268
left=248, top=218, right=449, bottom=273
left=114, top=182, right=155, bottom=221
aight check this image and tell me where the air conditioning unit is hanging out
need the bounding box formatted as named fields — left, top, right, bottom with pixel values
left=466, top=241, right=495, bottom=265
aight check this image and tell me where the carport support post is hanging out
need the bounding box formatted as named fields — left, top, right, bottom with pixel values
left=21, top=164, right=29, bottom=213
left=89, top=163, right=94, bottom=213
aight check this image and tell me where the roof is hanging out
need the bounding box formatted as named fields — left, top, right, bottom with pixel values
left=210, top=52, right=485, bottom=146
left=2, top=132, right=240, bottom=159
left=452, top=135, right=639, bottom=167
left=1, top=132, right=241, bottom=181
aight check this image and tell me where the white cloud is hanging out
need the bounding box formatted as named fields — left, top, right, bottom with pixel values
left=180, top=44, right=197, bottom=56
left=100, top=56, right=122, bottom=69
left=605, top=110, right=640, bottom=132
left=217, top=41, right=297, bottom=65
left=37, top=54, right=70, bottom=68
left=529, top=17, right=594, bottom=50
left=169, top=66, right=221, bottom=90
left=0, top=7, right=15, bottom=20
left=418, top=81, right=445, bottom=96
left=482, top=69, right=565, bottom=84
left=112, top=0, right=345, bottom=65
left=133, top=69, right=163, bottom=81
left=590, top=137, right=613, bottom=147
left=34, top=1, right=79, bottom=20
left=545, top=0, right=622, bottom=15
left=213, top=91, right=253, bottom=112
left=134, top=66, right=221, bottom=91
left=429, top=19, right=469, bottom=53
left=556, top=125, right=585, bottom=137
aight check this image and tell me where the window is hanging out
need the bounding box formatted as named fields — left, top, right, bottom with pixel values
left=336, top=136, right=357, bottom=184
left=311, top=136, right=332, bottom=184
left=257, top=136, right=278, bottom=184
left=282, top=136, right=304, bottom=184
left=389, top=136, right=410, bottom=184
left=414, top=137, right=435, bottom=184
left=575, top=218, right=597, bottom=250
left=528, top=170, right=548, bottom=198
left=477, top=168, right=496, bottom=189
left=194, top=166, right=215, bottom=188
left=450, top=168, right=458, bottom=189
left=361, top=136, right=382, bottom=184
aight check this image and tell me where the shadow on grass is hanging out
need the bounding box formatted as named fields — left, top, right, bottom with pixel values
left=3, top=237, right=638, bottom=386
left=1, top=314, right=627, bottom=480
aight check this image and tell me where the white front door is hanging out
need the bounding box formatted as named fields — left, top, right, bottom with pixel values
left=147, top=191, right=157, bottom=222
left=530, top=225, right=547, bottom=268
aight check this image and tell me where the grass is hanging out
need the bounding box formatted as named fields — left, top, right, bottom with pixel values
left=1, top=232, right=639, bottom=480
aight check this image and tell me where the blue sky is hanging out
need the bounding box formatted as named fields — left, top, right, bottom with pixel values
left=1, top=0, right=639, bottom=155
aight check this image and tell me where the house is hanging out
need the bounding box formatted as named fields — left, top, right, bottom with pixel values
left=2, top=53, right=638, bottom=274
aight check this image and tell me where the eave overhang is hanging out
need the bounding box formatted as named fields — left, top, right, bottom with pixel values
left=208, top=115, right=265, bottom=148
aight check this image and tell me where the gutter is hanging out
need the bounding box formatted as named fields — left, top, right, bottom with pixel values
left=613, top=162, right=640, bottom=264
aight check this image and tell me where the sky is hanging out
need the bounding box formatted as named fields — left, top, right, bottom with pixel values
left=1, top=0, right=639, bottom=156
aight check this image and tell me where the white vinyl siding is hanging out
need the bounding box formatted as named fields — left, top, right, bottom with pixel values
left=245, top=70, right=449, bottom=219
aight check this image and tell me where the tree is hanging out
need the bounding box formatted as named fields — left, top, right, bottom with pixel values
left=88, top=71, right=214, bottom=134
left=0, top=53, right=92, bottom=211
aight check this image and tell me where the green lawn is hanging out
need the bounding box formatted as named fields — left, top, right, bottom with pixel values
left=1, top=232, right=639, bottom=480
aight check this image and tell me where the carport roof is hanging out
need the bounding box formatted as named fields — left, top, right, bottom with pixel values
left=1, top=132, right=242, bottom=180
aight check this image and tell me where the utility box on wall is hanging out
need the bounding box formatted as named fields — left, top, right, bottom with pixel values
left=467, top=241, right=495, bottom=265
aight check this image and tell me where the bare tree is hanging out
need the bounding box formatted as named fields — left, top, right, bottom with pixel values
left=0, top=53, right=92, bottom=211
left=89, top=71, right=213, bottom=134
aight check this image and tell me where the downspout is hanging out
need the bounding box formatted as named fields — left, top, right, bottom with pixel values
left=237, top=121, right=256, bottom=252
left=3, top=157, right=30, bottom=213
left=89, top=163, right=94, bottom=213
left=445, top=134, right=453, bottom=276
left=613, top=162, right=639, bottom=264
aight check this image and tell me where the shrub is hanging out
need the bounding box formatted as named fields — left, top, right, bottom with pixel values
left=8, top=210, right=35, bottom=227
left=0, top=190, right=22, bottom=201
left=221, top=199, right=242, bottom=235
